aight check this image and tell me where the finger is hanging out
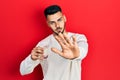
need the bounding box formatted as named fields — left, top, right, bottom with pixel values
left=38, top=54, right=45, bottom=60
left=36, top=49, right=43, bottom=54
left=54, top=35, right=66, bottom=48
left=31, top=51, right=43, bottom=60
left=35, top=53, right=44, bottom=59
left=31, top=53, right=41, bottom=60
left=63, top=33, right=72, bottom=45
left=31, top=56, right=39, bottom=60
left=72, top=35, right=77, bottom=45
left=38, top=54, right=48, bottom=60
left=31, top=48, right=44, bottom=60
left=33, top=47, right=44, bottom=54
left=58, top=33, right=68, bottom=45
left=36, top=46, right=44, bottom=51
left=32, top=48, right=42, bottom=53
left=31, top=52, right=40, bottom=57
left=51, top=48, right=63, bottom=56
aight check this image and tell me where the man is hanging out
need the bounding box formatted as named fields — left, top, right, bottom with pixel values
left=20, top=5, right=88, bottom=80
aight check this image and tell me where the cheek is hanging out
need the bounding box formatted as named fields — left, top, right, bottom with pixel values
left=60, top=21, right=65, bottom=27
left=49, top=25, right=56, bottom=30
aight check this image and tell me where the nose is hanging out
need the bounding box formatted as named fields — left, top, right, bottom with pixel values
left=55, top=22, right=60, bottom=28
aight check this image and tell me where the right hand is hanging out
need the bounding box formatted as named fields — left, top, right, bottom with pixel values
left=31, top=46, right=44, bottom=60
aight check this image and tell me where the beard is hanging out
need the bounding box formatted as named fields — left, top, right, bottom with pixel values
left=53, top=27, right=65, bottom=35
left=52, top=23, right=66, bottom=35
left=56, top=27, right=64, bottom=34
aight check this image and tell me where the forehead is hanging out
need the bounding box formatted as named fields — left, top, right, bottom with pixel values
left=47, top=11, right=63, bottom=21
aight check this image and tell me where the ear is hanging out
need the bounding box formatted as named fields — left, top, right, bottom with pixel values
left=46, top=21, right=50, bottom=27
left=63, top=15, right=67, bottom=22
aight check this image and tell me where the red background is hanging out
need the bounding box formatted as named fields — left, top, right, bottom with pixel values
left=0, top=0, right=120, bottom=80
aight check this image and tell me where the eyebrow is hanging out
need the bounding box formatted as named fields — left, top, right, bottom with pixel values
left=49, top=16, right=63, bottom=23
left=57, top=16, right=62, bottom=21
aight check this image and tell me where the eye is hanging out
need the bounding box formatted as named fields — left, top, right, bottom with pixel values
left=58, top=18, right=62, bottom=22
left=49, top=21, right=55, bottom=25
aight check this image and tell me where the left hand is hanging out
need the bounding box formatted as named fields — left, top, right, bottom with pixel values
left=51, top=33, right=80, bottom=59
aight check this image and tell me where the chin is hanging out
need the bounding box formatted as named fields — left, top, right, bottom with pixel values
left=53, top=29, right=64, bottom=35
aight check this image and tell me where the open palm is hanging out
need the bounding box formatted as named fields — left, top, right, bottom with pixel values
left=51, top=33, right=80, bottom=59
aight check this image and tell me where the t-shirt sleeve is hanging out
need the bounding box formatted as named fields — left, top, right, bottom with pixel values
left=73, top=34, right=88, bottom=61
left=20, top=35, right=51, bottom=75
left=36, top=35, right=51, bottom=47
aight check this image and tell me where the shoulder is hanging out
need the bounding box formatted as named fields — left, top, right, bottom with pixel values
left=36, top=34, right=53, bottom=47
left=68, top=32, right=87, bottom=41
left=42, top=34, right=53, bottom=41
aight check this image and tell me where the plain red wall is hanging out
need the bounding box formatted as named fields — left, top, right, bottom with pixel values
left=0, top=0, right=120, bottom=80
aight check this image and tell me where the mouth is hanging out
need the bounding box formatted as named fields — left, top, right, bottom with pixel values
left=57, top=28, right=62, bottom=31
left=53, top=27, right=64, bottom=35
left=56, top=29, right=62, bottom=33
left=56, top=27, right=62, bottom=31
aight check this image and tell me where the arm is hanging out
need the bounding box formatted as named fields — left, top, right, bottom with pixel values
left=20, top=46, right=45, bottom=75
left=20, top=35, right=51, bottom=75
left=73, top=34, right=88, bottom=61
left=51, top=33, right=88, bottom=60
left=20, top=55, right=40, bottom=75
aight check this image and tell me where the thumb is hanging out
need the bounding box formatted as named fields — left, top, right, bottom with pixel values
left=51, top=48, right=63, bottom=56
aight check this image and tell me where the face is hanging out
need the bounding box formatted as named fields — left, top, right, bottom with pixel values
left=46, top=11, right=66, bottom=35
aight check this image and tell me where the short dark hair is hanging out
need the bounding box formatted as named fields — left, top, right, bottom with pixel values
left=44, top=5, right=62, bottom=18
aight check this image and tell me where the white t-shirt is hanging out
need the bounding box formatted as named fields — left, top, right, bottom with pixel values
left=20, top=32, right=88, bottom=80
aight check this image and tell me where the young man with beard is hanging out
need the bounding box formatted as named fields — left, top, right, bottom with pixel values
left=20, top=5, right=88, bottom=80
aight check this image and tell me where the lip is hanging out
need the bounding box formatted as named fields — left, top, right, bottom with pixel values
left=56, top=29, right=61, bottom=33
left=57, top=29, right=62, bottom=32
left=56, top=28, right=62, bottom=31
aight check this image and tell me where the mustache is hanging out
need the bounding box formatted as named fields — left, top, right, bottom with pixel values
left=56, top=27, right=62, bottom=30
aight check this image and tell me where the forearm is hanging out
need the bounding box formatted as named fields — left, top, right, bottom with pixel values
left=20, top=55, right=40, bottom=75
left=73, top=41, right=88, bottom=61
